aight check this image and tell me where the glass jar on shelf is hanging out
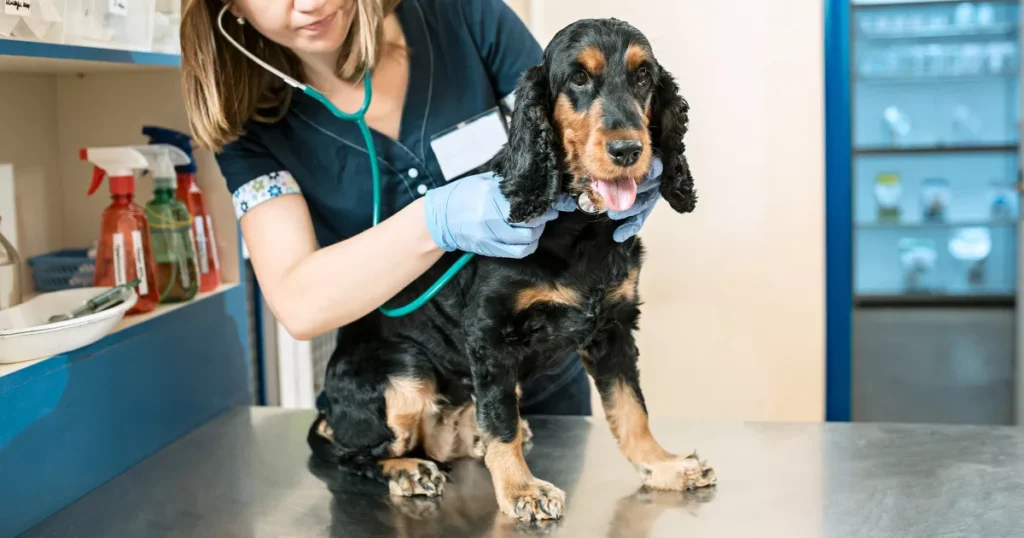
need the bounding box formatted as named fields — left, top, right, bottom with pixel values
left=949, top=227, right=993, bottom=288
left=0, top=0, right=65, bottom=44
left=921, top=178, right=951, bottom=223
left=988, top=181, right=1019, bottom=223
left=899, top=238, right=939, bottom=293
left=977, top=3, right=996, bottom=29
left=61, top=0, right=155, bottom=52
left=882, top=107, right=911, bottom=146
left=151, top=0, right=178, bottom=54
left=954, top=2, right=976, bottom=32
left=875, top=172, right=903, bottom=222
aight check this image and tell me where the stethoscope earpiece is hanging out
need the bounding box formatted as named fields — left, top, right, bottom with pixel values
left=216, top=4, right=302, bottom=89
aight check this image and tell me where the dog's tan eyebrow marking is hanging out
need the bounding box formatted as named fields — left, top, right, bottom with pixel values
left=514, top=283, right=581, bottom=312
left=626, top=44, right=649, bottom=71
left=579, top=46, right=606, bottom=75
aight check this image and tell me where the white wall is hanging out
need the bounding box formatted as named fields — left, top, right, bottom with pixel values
left=529, top=0, right=826, bottom=422
left=0, top=74, right=62, bottom=293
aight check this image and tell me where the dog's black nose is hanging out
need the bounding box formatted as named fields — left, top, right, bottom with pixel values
left=606, top=139, right=643, bottom=167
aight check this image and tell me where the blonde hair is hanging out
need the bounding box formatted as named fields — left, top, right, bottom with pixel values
left=181, top=0, right=401, bottom=151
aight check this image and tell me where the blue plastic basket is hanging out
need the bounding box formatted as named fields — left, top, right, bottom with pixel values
left=27, top=249, right=96, bottom=292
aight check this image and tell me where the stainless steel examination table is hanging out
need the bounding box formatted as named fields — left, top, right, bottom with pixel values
left=22, top=407, right=1024, bottom=537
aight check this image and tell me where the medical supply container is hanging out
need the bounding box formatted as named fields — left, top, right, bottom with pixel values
left=81, top=146, right=159, bottom=314
left=143, top=126, right=222, bottom=292
left=137, top=144, right=200, bottom=303
left=61, top=0, right=154, bottom=51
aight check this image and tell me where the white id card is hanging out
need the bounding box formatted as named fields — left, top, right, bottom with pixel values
left=429, top=107, right=508, bottom=181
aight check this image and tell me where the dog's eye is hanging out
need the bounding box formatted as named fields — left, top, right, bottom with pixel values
left=571, top=70, right=590, bottom=87
left=636, top=67, right=652, bottom=87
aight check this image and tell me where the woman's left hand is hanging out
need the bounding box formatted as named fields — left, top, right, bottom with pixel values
left=553, top=156, right=663, bottom=242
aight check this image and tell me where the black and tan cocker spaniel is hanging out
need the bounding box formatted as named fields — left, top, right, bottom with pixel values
left=308, top=17, right=712, bottom=522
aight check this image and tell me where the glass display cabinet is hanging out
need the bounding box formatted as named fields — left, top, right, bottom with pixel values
left=852, top=0, right=1020, bottom=302
left=836, top=0, right=1024, bottom=426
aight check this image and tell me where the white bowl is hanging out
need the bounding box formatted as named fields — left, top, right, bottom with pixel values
left=0, top=286, right=138, bottom=364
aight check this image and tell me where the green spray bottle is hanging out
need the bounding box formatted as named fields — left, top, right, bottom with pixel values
left=136, top=144, right=200, bottom=303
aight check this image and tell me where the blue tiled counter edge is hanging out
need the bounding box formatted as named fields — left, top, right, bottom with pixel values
left=0, top=284, right=251, bottom=537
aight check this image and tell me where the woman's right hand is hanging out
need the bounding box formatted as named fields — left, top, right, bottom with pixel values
left=424, top=172, right=559, bottom=258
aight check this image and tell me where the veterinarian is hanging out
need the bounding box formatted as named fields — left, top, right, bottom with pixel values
left=180, top=0, right=664, bottom=415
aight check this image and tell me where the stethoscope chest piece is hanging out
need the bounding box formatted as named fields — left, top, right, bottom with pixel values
left=577, top=193, right=601, bottom=214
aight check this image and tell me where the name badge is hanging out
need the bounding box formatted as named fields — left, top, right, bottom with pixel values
left=429, top=107, right=508, bottom=181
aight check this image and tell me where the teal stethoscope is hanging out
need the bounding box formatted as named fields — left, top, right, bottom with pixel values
left=217, top=5, right=474, bottom=318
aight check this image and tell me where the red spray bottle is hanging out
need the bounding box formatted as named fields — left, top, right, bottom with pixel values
left=81, top=146, right=160, bottom=315
left=142, top=126, right=221, bottom=292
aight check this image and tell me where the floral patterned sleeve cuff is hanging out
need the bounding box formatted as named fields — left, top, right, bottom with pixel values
left=231, top=171, right=302, bottom=219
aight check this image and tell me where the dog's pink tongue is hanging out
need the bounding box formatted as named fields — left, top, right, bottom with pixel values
left=595, top=178, right=638, bottom=212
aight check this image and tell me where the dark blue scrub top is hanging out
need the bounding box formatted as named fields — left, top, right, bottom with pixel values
left=216, top=0, right=541, bottom=249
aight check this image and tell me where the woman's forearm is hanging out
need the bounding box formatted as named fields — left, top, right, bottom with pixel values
left=245, top=168, right=557, bottom=340
left=258, top=198, right=443, bottom=339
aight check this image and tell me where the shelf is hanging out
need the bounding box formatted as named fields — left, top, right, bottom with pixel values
left=857, top=220, right=1018, bottom=229
left=0, top=39, right=179, bottom=73
left=856, top=72, right=1019, bottom=83
left=0, top=283, right=239, bottom=381
left=854, top=143, right=1018, bottom=155
left=855, top=293, right=1015, bottom=307
left=858, top=23, right=1018, bottom=40
left=854, top=0, right=1021, bottom=8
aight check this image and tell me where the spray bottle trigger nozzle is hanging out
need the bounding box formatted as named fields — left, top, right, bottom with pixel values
left=87, top=167, right=105, bottom=196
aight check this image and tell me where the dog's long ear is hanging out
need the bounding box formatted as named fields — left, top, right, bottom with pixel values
left=493, top=65, right=561, bottom=223
left=651, top=66, right=696, bottom=214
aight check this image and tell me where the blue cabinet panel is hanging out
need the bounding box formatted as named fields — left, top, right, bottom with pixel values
left=826, top=0, right=855, bottom=421
left=0, top=286, right=251, bottom=537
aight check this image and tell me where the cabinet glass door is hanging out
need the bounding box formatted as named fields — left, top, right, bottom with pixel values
left=852, top=0, right=1021, bottom=303
left=849, top=0, right=1022, bottom=426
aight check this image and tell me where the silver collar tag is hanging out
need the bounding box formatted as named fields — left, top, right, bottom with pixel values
left=577, top=193, right=601, bottom=214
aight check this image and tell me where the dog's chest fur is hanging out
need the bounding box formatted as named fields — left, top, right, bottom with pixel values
left=469, top=212, right=644, bottom=380
left=346, top=213, right=644, bottom=411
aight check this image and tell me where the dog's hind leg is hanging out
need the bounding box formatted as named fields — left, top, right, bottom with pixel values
left=309, top=343, right=451, bottom=497
left=582, top=313, right=717, bottom=491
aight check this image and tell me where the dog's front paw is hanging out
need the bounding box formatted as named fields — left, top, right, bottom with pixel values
left=383, top=459, right=447, bottom=497
left=638, top=452, right=716, bottom=491
left=498, top=479, right=566, bottom=521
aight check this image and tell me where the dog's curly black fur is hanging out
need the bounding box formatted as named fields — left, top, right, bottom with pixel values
left=308, top=18, right=713, bottom=521
left=650, top=64, right=696, bottom=214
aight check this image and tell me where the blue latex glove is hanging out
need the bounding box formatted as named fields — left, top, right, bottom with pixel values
left=424, top=172, right=559, bottom=258
left=554, top=156, right=664, bottom=242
